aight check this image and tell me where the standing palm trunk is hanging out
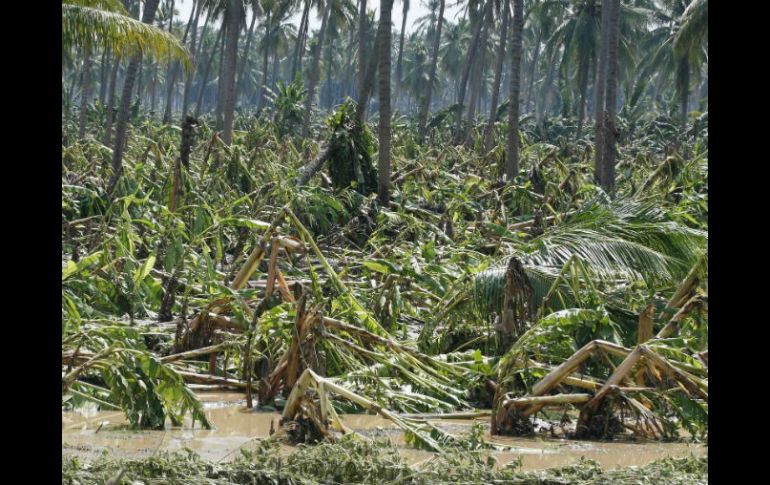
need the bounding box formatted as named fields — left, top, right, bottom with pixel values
left=236, top=10, right=259, bottom=104
left=102, top=56, right=120, bottom=145
left=453, top=0, right=493, bottom=143
left=107, top=0, right=162, bottom=195
left=78, top=48, right=93, bottom=139
left=221, top=0, right=242, bottom=145
left=483, top=2, right=510, bottom=152
left=417, top=0, right=445, bottom=142
left=504, top=0, right=523, bottom=180
left=302, top=3, right=332, bottom=138
left=377, top=0, right=394, bottom=206
left=593, top=0, right=612, bottom=187
left=162, top=0, right=178, bottom=123
left=184, top=6, right=212, bottom=115
left=195, top=27, right=225, bottom=117
left=292, top=0, right=312, bottom=80
left=394, top=0, right=409, bottom=106
left=356, top=0, right=368, bottom=119
left=677, top=56, right=689, bottom=131
left=257, top=11, right=272, bottom=110
left=601, top=0, right=620, bottom=195
left=466, top=12, right=492, bottom=139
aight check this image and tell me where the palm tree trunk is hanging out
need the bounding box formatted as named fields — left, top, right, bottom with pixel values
left=292, top=0, right=312, bottom=80
left=325, top=42, right=333, bottom=108
left=525, top=28, right=542, bottom=113
left=236, top=9, right=259, bottom=104
left=357, top=0, right=367, bottom=98
left=183, top=5, right=208, bottom=116
left=454, top=0, right=493, bottom=142
left=483, top=2, right=510, bottom=152
left=601, top=0, right=620, bottom=196
left=136, top=59, right=144, bottom=106
left=575, top=58, right=590, bottom=139
left=182, top=1, right=203, bottom=116
left=302, top=3, right=331, bottom=137
left=272, top=46, right=280, bottom=88
left=678, top=56, right=690, bottom=131
left=162, top=0, right=178, bottom=122
left=78, top=48, right=93, bottom=139
left=504, top=0, right=523, bottom=180
left=150, top=62, right=159, bottom=114
left=467, top=11, right=493, bottom=141
left=395, top=0, right=409, bottom=105
left=221, top=0, right=241, bottom=145
left=99, top=49, right=109, bottom=105
left=258, top=11, right=272, bottom=110
left=107, top=0, right=161, bottom=195
left=215, top=21, right=228, bottom=124
left=102, top=57, right=121, bottom=144
left=593, top=0, right=611, bottom=187
left=377, top=0, right=394, bottom=207
left=416, top=0, right=445, bottom=141
left=196, top=27, right=225, bottom=117
left=537, top=48, right=557, bottom=127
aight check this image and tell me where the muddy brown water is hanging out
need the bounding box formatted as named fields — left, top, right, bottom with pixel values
left=62, top=392, right=705, bottom=470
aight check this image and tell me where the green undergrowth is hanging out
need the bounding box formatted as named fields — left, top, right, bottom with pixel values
left=62, top=438, right=707, bottom=485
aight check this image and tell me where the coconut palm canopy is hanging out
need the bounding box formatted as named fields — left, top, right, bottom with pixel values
left=62, top=0, right=191, bottom=67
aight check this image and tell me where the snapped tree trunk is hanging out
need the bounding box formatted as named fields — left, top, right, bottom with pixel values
left=107, top=0, right=161, bottom=195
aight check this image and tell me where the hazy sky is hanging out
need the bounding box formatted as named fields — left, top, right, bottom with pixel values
left=176, top=0, right=464, bottom=35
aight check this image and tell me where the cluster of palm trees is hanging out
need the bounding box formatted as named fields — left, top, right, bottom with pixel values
left=63, top=0, right=707, bottom=199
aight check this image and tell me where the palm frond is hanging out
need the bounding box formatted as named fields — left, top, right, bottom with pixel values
left=673, top=0, right=708, bottom=59
left=62, top=4, right=191, bottom=69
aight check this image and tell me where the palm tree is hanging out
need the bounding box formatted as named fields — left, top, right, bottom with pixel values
left=482, top=0, right=510, bottom=151
left=302, top=0, right=332, bottom=136
left=601, top=0, right=620, bottom=195
left=377, top=0, right=394, bottom=206
left=221, top=0, right=244, bottom=145
left=504, top=0, right=523, bottom=180
left=593, top=0, right=611, bottom=188
left=394, top=0, right=410, bottom=104
left=416, top=0, right=445, bottom=141
left=235, top=1, right=263, bottom=104
left=453, top=0, right=493, bottom=142
left=62, top=0, right=189, bottom=63
left=672, top=0, right=707, bottom=129
left=639, top=0, right=707, bottom=130
left=107, top=0, right=169, bottom=195
left=547, top=0, right=600, bottom=139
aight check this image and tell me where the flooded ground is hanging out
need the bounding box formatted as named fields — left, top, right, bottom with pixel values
left=62, top=392, right=706, bottom=471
